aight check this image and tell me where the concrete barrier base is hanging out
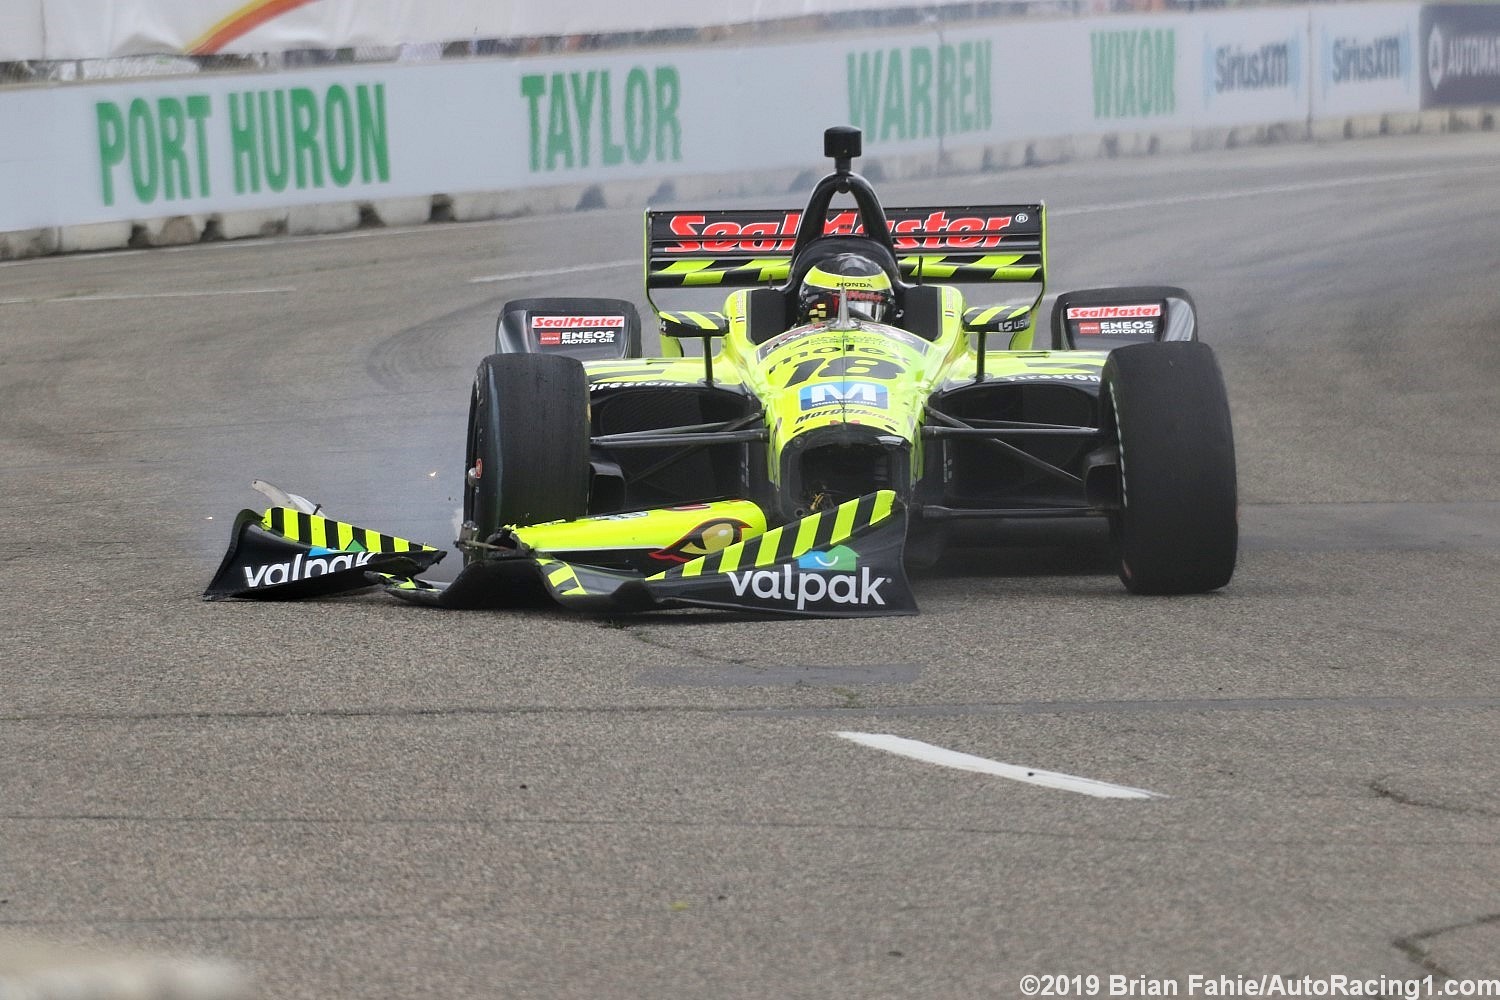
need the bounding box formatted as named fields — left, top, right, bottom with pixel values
left=56, top=221, right=135, bottom=254
left=365, top=196, right=436, bottom=227
left=0, top=227, right=60, bottom=260
left=132, top=214, right=209, bottom=247
left=213, top=209, right=290, bottom=240
left=286, top=201, right=362, bottom=235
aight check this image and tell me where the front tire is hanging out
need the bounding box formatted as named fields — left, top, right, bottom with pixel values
left=464, top=353, right=590, bottom=542
left=1103, top=342, right=1237, bottom=594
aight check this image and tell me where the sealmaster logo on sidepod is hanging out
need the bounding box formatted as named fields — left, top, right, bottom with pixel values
left=1065, top=304, right=1162, bottom=320
left=243, top=548, right=374, bottom=587
left=725, top=544, right=888, bottom=610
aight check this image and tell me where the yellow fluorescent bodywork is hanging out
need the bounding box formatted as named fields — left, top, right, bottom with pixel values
left=647, top=490, right=896, bottom=582
left=511, top=499, right=767, bottom=556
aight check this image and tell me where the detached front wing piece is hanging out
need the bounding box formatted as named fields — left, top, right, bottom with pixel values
left=203, top=507, right=445, bottom=600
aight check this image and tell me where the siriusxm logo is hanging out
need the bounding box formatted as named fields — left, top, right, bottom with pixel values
left=726, top=545, right=887, bottom=610
left=243, top=547, right=373, bottom=588
left=799, top=381, right=888, bottom=411
left=1331, top=33, right=1407, bottom=85
left=1205, top=37, right=1301, bottom=103
left=1214, top=41, right=1294, bottom=92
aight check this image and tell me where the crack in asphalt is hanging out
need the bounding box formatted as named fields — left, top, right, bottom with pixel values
left=2, top=812, right=1496, bottom=849
left=2, top=695, right=1497, bottom=726
left=0, top=909, right=533, bottom=928
left=1, top=893, right=744, bottom=929
left=600, top=619, right=757, bottom=667
left=10, top=892, right=1500, bottom=938
left=1394, top=912, right=1500, bottom=979
left=1371, top=778, right=1500, bottom=819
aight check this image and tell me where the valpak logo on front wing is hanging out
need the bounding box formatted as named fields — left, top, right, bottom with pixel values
left=1065, top=304, right=1163, bottom=320
left=726, top=545, right=887, bottom=611
left=243, top=549, right=374, bottom=588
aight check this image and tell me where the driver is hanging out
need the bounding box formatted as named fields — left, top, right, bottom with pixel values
left=797, top=253, right=896, bottom=325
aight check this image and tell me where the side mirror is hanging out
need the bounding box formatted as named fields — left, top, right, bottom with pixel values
left=962, top=303, right=1035, bottom=335
left=658, top=311, right=729, bottom=385
left=659, top=311, right=729, bottom=340
left=963, top=296, right=1043, bottom=377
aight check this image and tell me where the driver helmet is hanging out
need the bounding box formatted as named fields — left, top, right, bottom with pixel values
left=797, top=253, right=895, bottom=324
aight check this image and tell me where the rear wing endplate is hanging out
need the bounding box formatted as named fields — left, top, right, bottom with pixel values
left=645, top=205, right=1046, bottom=291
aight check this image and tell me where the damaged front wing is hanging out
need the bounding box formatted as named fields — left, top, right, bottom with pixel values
left=204, top=491, right=917, bottom=618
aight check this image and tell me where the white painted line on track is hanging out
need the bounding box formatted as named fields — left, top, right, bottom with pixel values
left=0, top=250, right=147, bottom=268
left=0, top=287, right=296, bottom=306
left=469, top=259, right=637, bottom=283
left=834, top=731, right=1165, bottom=800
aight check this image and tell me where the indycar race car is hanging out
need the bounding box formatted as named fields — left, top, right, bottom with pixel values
left=206, top=126, right=1236, bottom=617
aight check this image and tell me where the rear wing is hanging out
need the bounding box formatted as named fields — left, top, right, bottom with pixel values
left=645, top=205, right=1046, bottom=291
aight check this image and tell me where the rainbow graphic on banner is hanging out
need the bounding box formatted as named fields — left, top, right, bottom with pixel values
left=187, top=0, right=318, bottom=54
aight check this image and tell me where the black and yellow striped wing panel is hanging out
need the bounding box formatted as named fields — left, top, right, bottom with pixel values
left=261, top=507, right=441, bottom=554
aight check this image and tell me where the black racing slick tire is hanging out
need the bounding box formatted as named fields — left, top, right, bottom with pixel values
left=1102, top=341, right=1237, bottom=595
left=464, top=353, right=590, bottom=541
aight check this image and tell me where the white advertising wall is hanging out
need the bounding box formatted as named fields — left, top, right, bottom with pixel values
left=0, top=5, right=1426, bottom=236
left=1197, top=12, right=1309, bottom=124
left=1312, top=4, right=1418, bottom=116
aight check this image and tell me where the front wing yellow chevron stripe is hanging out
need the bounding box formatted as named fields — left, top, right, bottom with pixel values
left=537, top=558, right=588, bottom=597
left=647, top=491, right=896, bottom=582
left=377, top=574, right=439, bottom=593
left=530, top=557, right=649, bottom=607
left=261, top=507, right=440, bottom=553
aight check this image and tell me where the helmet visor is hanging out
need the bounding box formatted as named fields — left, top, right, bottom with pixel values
left=843, top=288, right=889, bottom=322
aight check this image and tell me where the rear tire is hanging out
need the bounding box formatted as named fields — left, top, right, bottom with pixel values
left=464, top=353, right=590, bottom=542
left=1103, top=342, right=1237, bottom=594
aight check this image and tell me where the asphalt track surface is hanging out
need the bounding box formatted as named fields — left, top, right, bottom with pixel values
left=3, top=133, right=1499, bottom=999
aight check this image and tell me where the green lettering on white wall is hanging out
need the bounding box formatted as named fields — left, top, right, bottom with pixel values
left=229, top=83, right=389, bottom=195
left=520, top=66, right=684, bottom=174
left=95, top=94, right=213, bottom=206
left=847, top=41, right=992, bottom=142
